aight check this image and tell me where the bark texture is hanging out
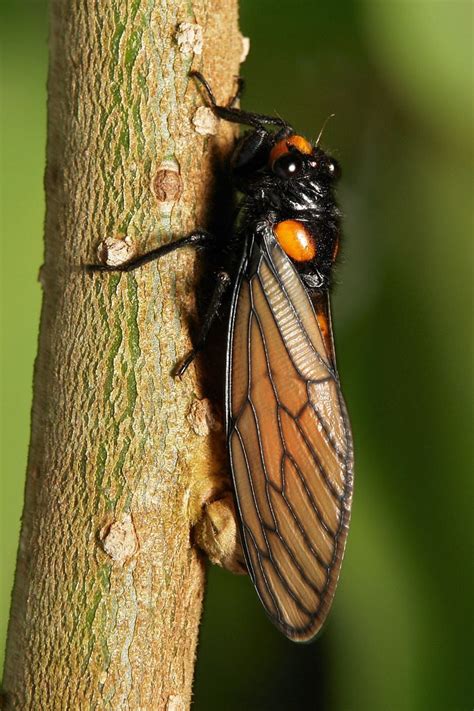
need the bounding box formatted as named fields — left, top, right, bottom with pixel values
left=3, top=1, right=241, bottom=708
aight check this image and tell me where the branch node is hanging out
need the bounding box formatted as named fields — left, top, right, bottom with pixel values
left=175, top=22, right=203, bottom=56
left=192, top=107, right=218, bottom=136
left=99, top=513, right=138, bottom=565
left=187, top=397, right=222, bottom=436
left=240, top=35, right=250, bottom=63
left=166, top=695, right=186, bottom=711
left=153, top=159, right=182, bottom=205
left=194, top=492, right=246, bottom=575
left=97, top=236, right=136, bottom=267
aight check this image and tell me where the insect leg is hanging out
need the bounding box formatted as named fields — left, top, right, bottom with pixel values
left=190, top=71, right=293, bottom=132
left=85, top=230, right=215, bottom=273
left=174, top=270, right=232, bottom=377
left=231, top=124, right=292, bottom=179
left=213, top=105, right=291, bottom=131
left=227, top=76, right=245, bottom=108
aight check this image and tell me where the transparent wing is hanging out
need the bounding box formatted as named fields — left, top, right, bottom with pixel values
left=227, top=230, right=354, bottom=642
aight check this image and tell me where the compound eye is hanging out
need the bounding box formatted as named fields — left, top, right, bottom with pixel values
left=273, top=153, right=304, bottom=179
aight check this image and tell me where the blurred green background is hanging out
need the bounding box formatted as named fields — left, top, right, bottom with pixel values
left=1, top=1, right=472, bottom=709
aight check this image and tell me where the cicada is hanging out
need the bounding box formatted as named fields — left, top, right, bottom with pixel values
left=89, top=73, right=354, bottom=642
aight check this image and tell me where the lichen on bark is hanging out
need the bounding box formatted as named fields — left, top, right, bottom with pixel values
left=2, top=1, right=242, bottom=708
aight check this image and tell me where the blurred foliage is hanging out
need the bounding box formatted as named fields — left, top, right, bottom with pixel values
left=1, top=1, right=472, bottom=709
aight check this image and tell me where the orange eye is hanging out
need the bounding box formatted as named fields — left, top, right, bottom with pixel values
left=269, top=134, right=313, bottom=166
left=274, top=220, right=316, bottom=262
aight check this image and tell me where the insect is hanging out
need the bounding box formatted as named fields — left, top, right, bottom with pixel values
left=88, top=72, right=354, bottom=642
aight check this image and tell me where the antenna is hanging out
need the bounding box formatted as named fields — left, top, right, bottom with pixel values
left=316, top=113, right=336, bottom=146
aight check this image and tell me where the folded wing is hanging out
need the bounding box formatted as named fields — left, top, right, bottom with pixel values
left=227, top=231, right=354, bottom=641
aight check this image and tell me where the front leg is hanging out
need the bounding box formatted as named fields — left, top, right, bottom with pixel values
left=190, top=71, right=293, bottom=133
left=175, top=270, right=232, bottom=377
left=85, top=229, right=215, bottom=273
left=86, top=230, right=231, bottom=377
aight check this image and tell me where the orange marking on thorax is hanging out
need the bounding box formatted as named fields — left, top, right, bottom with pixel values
left=274, top=220, right=316, bottom=262
left=316, top=311, right=329, bottom=340
left=269, top=134, right=313, bottom=166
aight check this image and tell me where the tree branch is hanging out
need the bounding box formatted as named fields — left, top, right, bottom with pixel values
left=2, top=1, right=242, bottom=708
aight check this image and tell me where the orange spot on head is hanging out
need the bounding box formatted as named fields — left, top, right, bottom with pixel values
left=273, top=220, right=316, bottom=262
left=332, top=238, right=340, bottom=261
left=269, top=134, right=313, bottom=166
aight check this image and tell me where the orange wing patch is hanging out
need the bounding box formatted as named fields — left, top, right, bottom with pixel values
left=228, top=236, right=353, bottom=641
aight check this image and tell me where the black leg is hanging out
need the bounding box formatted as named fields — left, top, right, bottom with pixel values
left=85, top=230, right=215, bottom=273
left=174, top=270, right=232, bottom=377
left=227, top=76, right=245, bottom=108
left=213, top=105, right=291, bottom=132
left=231, top=127, right=268, bottom=170
left=190, top=71, right=293, bottom=133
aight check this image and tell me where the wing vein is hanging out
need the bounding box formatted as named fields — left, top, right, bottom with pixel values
left=294, top=402, right=344, bottom=502
left=260, top=253, right=335, bottom=377
left=233, top=426, right=283, bottom=623
left=306, top=382, right=347, bottom=463
left=250, top=297, right=337, bottom=537
left=247, top=285, right=320, bottom=614
left=249, top=294, right=331, bottom=583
